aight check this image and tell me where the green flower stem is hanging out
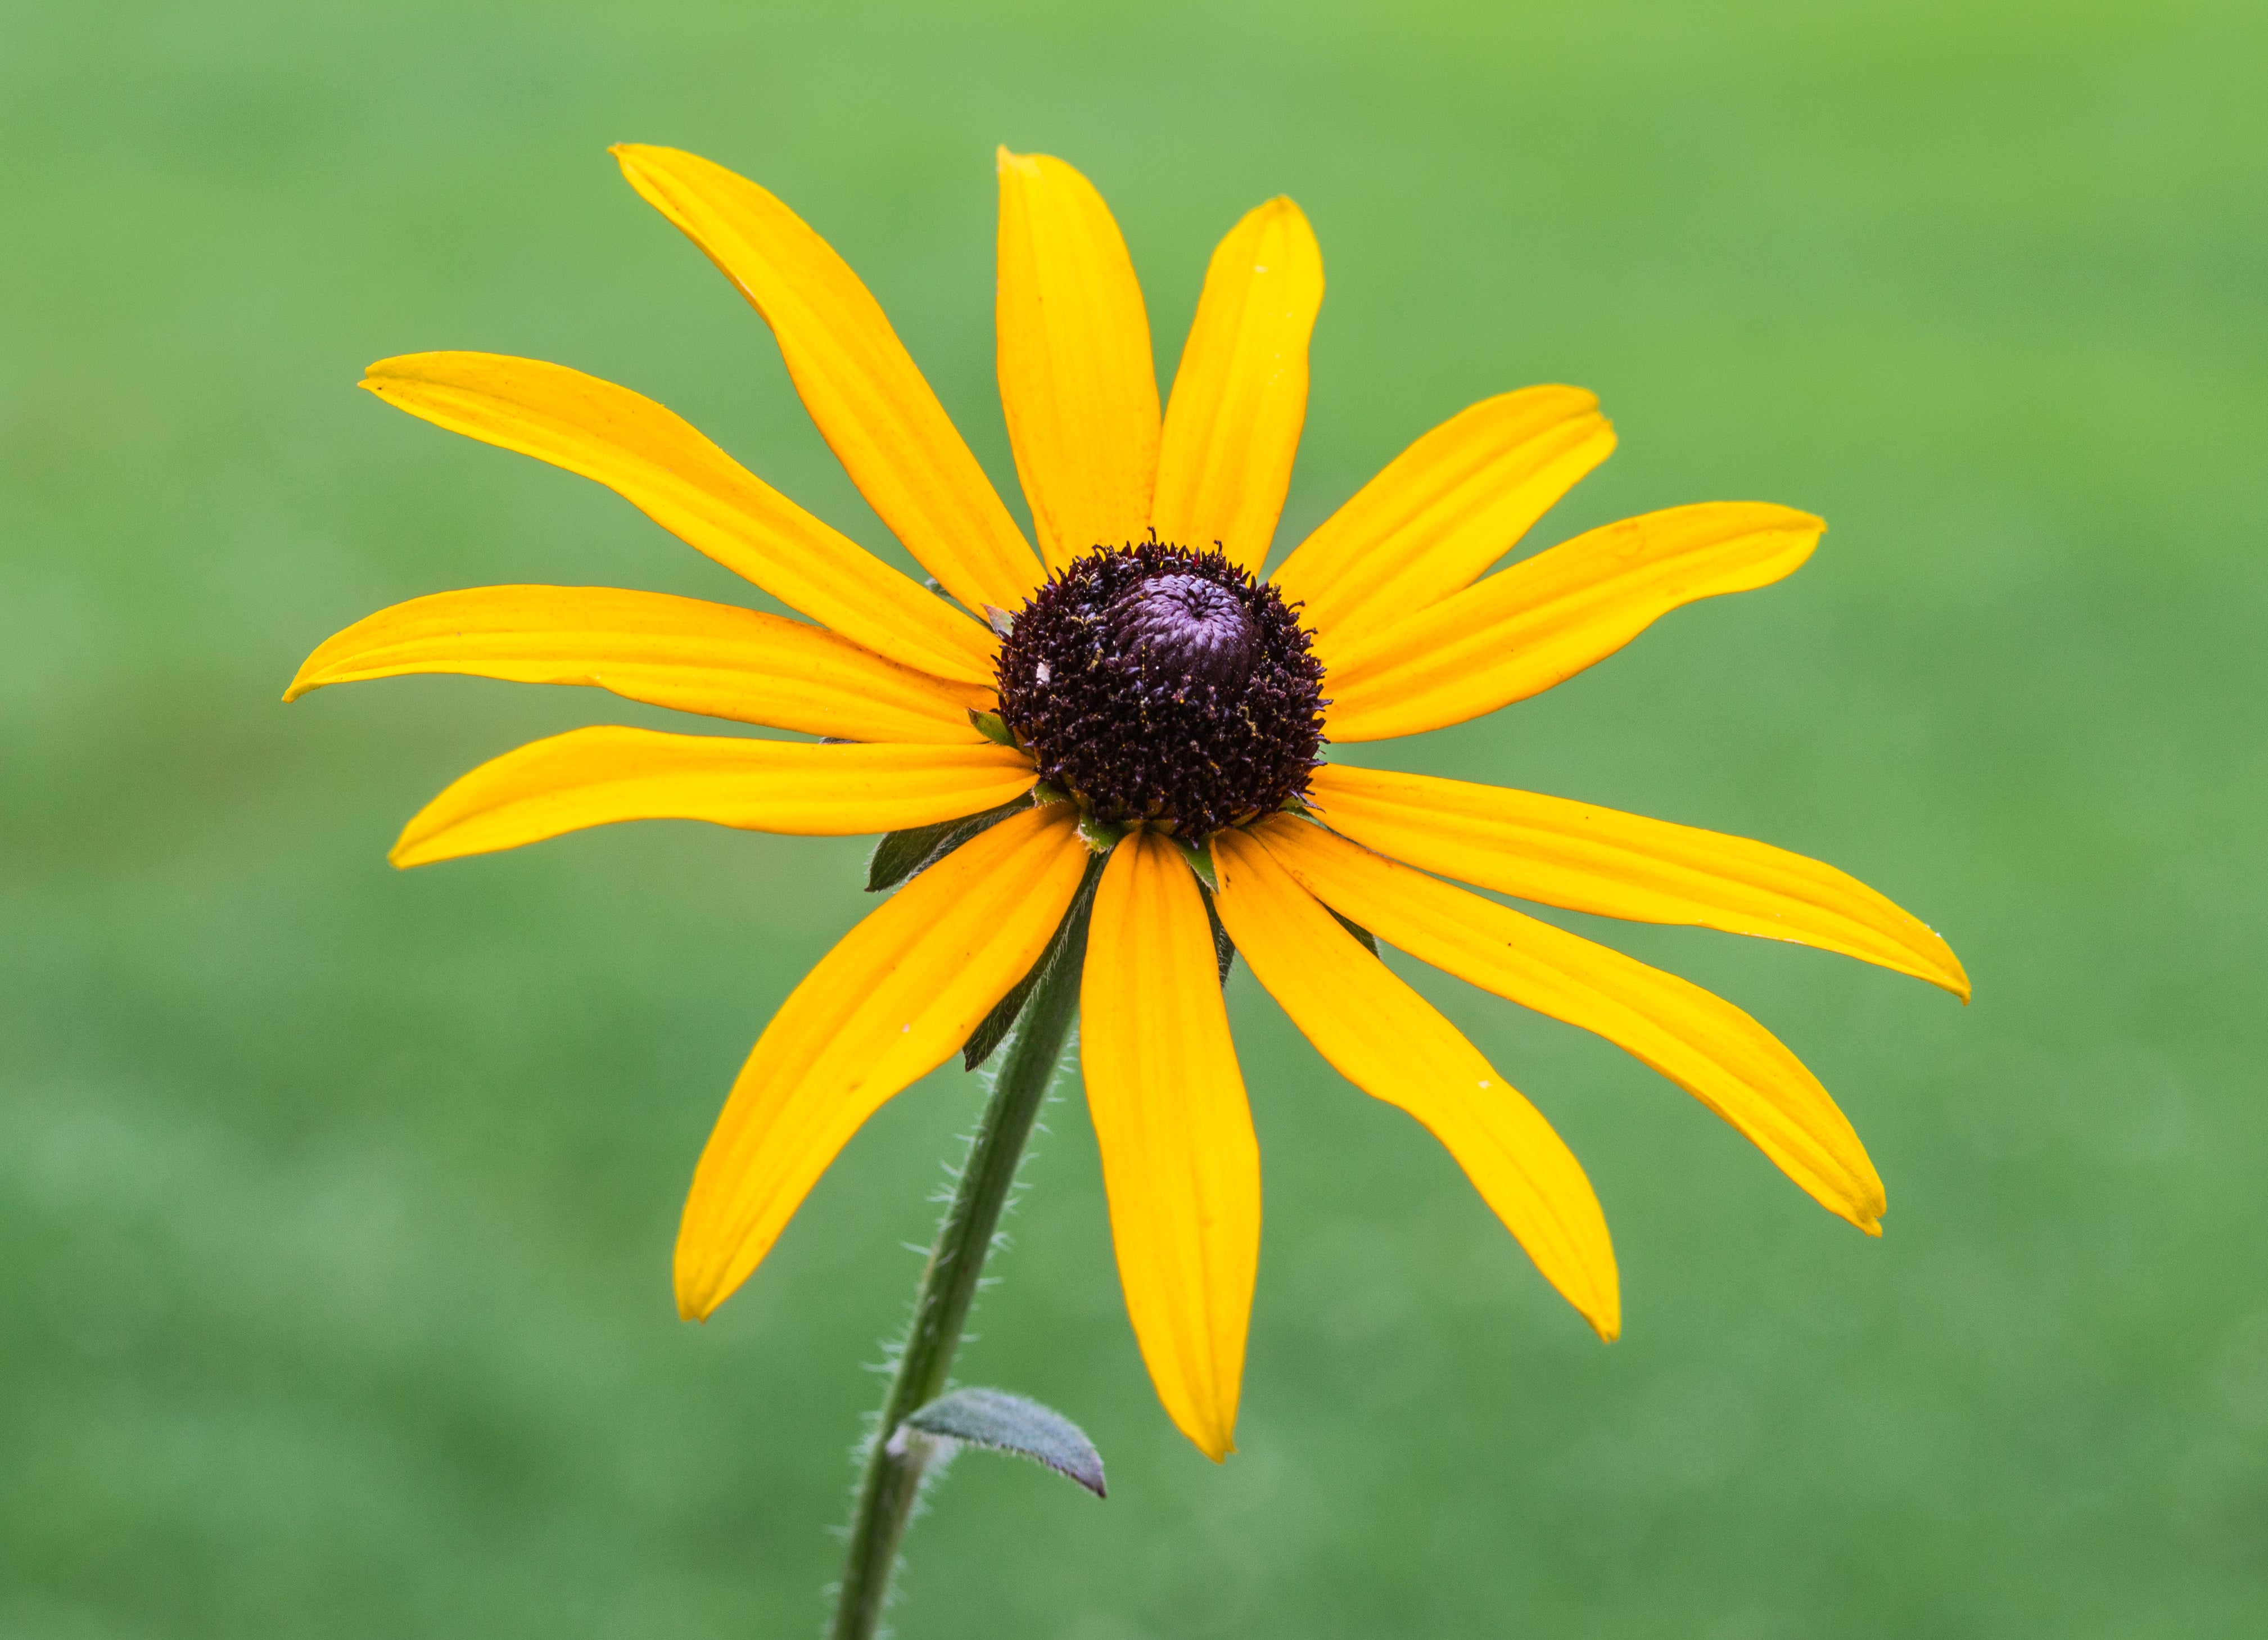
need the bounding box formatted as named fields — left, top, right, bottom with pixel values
left=829, top=862, right=1101, bottom=1640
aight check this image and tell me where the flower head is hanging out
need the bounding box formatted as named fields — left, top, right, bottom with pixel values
left=290, top=144, right=1968, bottom=1462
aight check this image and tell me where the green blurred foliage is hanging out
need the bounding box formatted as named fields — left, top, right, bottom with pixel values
left=3, top=1, right=2264, bottom=1634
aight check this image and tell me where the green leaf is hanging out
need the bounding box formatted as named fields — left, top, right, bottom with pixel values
left=1330, top=907, right=1380, bottom=956
left=897, top=1388, right=1106, bottom=1499
left=865, top=796, right=1031, bottom=893
left=1168, top=833, right=1218, bottom=891
left=969, top=709, right=1018, bottom=747
left=964, top=854, right=1106, bottom=1069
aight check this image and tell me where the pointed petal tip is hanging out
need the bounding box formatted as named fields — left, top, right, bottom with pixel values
left=1839, top=1190, right=1887, bottom=1236
left=1573, top=1268, right=1621, bottom=1342
left=674, top=1280, right=716, bottom=1322
left=1186, top=1423, right=1235, bottom=1463
left=610, top=142, right=693, bottom=190
left=675, top=1234, right=736, bottom=1321
left=1256, top=195, right=1317, bottom=246
left=281, top=650, right=328, bottom=703
left=388, top=820, right=450, bottom=869
left=1941, top=949, right=1975, bottom=1004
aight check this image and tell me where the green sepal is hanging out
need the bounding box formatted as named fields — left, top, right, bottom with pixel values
left=1199, top=884, right=1236, bottom=985
left=1330, top=907, right=1380, bottom=956
left=1280, top=792, right=1317, bottom=819
left=969, top=709, right=1018, bottom=747
left=1077, top=812, right=1127, bottom=855
left=1031, top=780, right=1070, bottom=807
left=982, top=604, right=1016, bottom=637
left=865, top=796, right=1030, bottom=893
left=895, top=1386, right=1106, bottom=1499
left=1168, top=833, right=1218, bottom=891
left=964, top=853, right=1106, bottom=1070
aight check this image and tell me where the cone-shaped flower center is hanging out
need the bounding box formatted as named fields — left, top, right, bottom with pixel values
left=995, top=541, right=1326, bottom=838
left=1110, top=573, right=1256, bottom=688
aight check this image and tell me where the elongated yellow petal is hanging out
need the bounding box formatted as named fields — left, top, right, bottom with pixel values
left=1268, top=387, right=1615, bottom=646
left=1081, top=832, right=1258, bottom=1460
left=391, top=729, right=1034, bottom=866
left=362, top=353, right=996, bottom=686
left=613, top=144, right=1046, bottom=613
left=1252, top=815, right=1886, bottom=1234
left=1310, top=765, right=1969, bottom=999
left=286, top=585, right=991, bottom=744
left=677, top=805, right=1088, bottom=1317
left=1151, top=198, right=1323, bottom=577
left=1321, top=503, right=1823, bottom=742
left=996, top=150, right=1160, bottom=574
left=1210, top=830, right=1619, bottom=1339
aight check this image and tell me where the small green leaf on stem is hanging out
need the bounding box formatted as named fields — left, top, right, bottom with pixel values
left=897, top=1388, right=1106, bottom=1499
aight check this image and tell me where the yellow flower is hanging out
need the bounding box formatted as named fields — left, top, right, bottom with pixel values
left=290, top=146, right=1968, bottom=1462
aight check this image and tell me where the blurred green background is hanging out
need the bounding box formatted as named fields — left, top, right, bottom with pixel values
left=4, top=1, right=2264, bottom=1634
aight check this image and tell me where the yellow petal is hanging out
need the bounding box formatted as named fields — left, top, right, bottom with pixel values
left=996, top=150, right=1160, bottom=574
left=613, top=144, right=1046, bottom=614
left=676, top=804, right=1088, bottom=1317
left=1081, top=831, right=1259, bottom=1460
left=1252, top=815, right=1886, bottom=1234
left=362, top=353, right=996, bottom=686
left=286, top=585, right=991, bottom=744
left=1210, top=830, right=1619, bottom=1339
left=1310, top=765, right=1969, bottom=999
left=1151, top=198, right=1323, bottom=577
left=1320, top=503, right=1824, bottom=743
left=391, top=729, right=1034, bottom=867
left=1268, top=387, right=1615, bottom=647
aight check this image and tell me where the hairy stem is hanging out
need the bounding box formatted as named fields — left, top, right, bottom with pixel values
left=829, top=862, right=1100, bottom=1639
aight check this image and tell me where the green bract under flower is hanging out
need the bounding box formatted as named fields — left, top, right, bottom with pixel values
left=993, top=540, right=1327, bottom=838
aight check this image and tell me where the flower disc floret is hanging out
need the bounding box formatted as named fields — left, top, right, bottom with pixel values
left=994, top=541, right=1326, bottom=837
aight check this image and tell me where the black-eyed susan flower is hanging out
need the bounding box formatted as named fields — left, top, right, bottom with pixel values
left=290, top=145, right=1968, bottom=1467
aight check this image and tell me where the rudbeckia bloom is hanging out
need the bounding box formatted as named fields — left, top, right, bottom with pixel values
left=290, top=145, right=1968, bottom=1462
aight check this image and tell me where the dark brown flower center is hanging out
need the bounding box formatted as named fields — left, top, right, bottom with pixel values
left=993, top=540, right=1326, bottom=838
